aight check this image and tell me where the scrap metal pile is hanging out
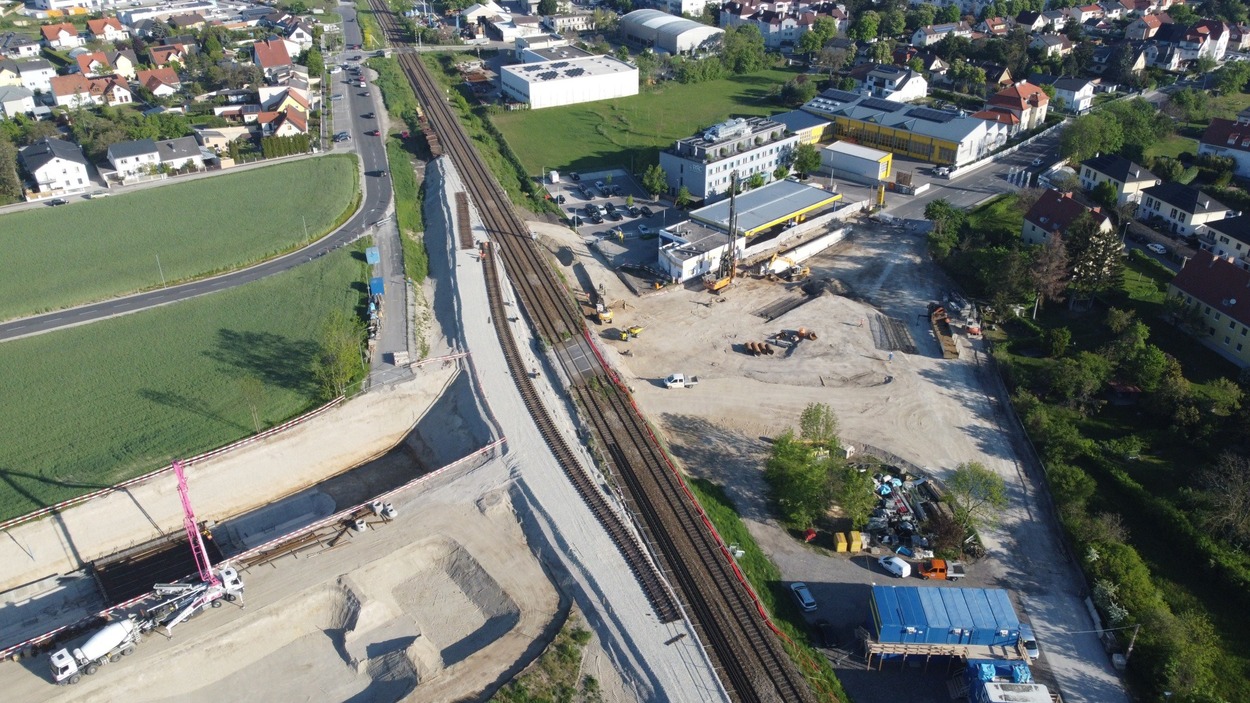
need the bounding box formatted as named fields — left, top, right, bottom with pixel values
left=859, top=467, right=951, bottom=559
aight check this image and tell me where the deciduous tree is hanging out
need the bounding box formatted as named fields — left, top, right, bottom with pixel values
left=947, top=462, right=1008, bottom=532
left=1066, top=213, right=1123, bottom=305
left=312, top=309, right=364, bottom=399
left=849, top=10, right=880, bottom=41
left=765, top=432, right=835, bottom=527
left=1029, top=230, right=1069, bottom=318
left=792, top=142, right=821, bottom=176
left=1060, top=113, right=1123, bottom=162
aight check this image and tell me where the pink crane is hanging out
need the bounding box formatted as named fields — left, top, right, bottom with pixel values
left=174, top=460, right=219, bottom=589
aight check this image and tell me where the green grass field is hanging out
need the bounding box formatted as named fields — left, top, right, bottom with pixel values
left=0, top=247, right=366, bottom=521
left=1144, top=134, right=1199, bottom=161
left=492, top=68, right=801, bottom=177
left=0, top=156, right=359, bottom=321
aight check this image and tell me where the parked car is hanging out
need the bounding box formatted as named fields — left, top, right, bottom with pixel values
left=46, top=198, right=69, bottom=206
left=611, top=184, right=623, bottom=196
left=628, top=206, right=640, bottom=217
left=570, top=172, right=581, bottom=181
left=790, top=582, right=817, bottom=612
left=607, top=209, right=622, bottom=221
left=638, top=224, right=651, bottom=236
left=1146, top=242, right=1168, bottom=255
left=878, top=555, right=911, bottom=578
left=594, top=180, right=604, bottom=189
left=555, top=194, right=566, bottom=204
left=1031, top=157, right=1043, bottom=167
left=329, top=66, right=342, bottom=74
left=367, top=129, right=381, bottom=136
left=640, top=206, right=654, bottom=218
left=86, top=191, right=111, bottom=199
left=331, top=94, right=344, bottom=101
left=604, top=202, right=616, bottom=214
left=362, top=112, right=374, bottom=119
left=333, top=132, right=351, bottom=142
left=1019, top=623, right=1039, bottom=660
left=590, top=213, right=603, bottom=224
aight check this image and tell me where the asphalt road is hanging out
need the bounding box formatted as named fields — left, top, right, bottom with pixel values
left=0, top=21, right=390, bottom=344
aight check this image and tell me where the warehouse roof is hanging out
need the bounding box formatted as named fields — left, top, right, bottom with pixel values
left=690, top=179, right=841, bottom=237
left=871, top=586, right=1021, bottom=639
left=769, top=108, right=830, bottom=134
left=620, top=9, right=723, bottom=52
left=823, top=140, right=891, bottom=162
left=501, top=54, right=634, bottom=84
left=802, top=89, right=991, bottom=145
left=660, top=220, right=730, bottom=259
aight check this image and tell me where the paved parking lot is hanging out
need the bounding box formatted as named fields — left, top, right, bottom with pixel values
left=544, top=168, right=675, bottom=241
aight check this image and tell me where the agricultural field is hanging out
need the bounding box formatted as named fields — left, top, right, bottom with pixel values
left=492, top=67, right=800, bottom=178
left=0, top=155, right=359, bottom=321
left=0, top=246, right=366, bottom=521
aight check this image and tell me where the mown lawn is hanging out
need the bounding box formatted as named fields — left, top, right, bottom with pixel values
left=1144, top=133, right=1199, bottom=161
left=493, top=67, right=802, bottom=177
left=0, top=156, right=360, bottom=321
left=0, top=247, right=367, bottom=521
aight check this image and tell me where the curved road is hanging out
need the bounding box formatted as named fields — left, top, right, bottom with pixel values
left=0, top=6, right=388, bottom=343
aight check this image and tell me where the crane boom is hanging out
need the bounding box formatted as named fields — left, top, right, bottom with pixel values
left=173, top=460, right=219, bottom=588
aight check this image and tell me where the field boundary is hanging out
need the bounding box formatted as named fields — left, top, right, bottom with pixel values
left=0, top=397, right=345, bottom=533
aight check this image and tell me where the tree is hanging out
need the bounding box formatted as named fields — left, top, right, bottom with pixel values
left=720, top=24, right=768, bottom=74
left=798, top=402, right=839, bottom=449
left=642, top=163, right=667, bottom=197
left=1091, top=180, right=1119, bottom=210
left=924, top=199, right=967, bottom=259
left=881, top=9, right=906, bottom=37
left=0, top=136, right=20, bottom=204
left=1199, top=452, right=1250, bottom=548
left=312, top=309, right=364, bottom=398
left=1067, top=213, right=1124, bottom=305
left=204, top=32, right=223, bottom=61
left=1207, top=377, right=1244, bottom=416
left=815, top=47, right=848, bottom=75
left=834, top=464, right=876, bottom=529
left=779, top=75, right=818, bottom=105
left=906, top=5, right=936, bottom=32
left=798, top=29, right=824, bottom=58
left=675, top=185, right=691, bottom=208
left=1167, top=3, right=1199, bottom=24
left=1216, top=59, right=1250, bottom=96
left=792, top=142, right=821, bottom=177
left=868, top=40, right=894, bottom=65
left=947, top=462, right=1008, bottom=532
left=1060, top=113, right=1123, bottom=162
left=849, top=10, right=880, bottom=41
left=1152, top=156, right=1185, bottom=183
left=937, top=4, right=961, bottom=23
left=592, top=8, right=619, bottom=32
left=538, top=0, right=557, bottom=14
left=765, top=432, right=835, bottom=527
left=1050, top=327, right=1072, bottom=357
left=1050, top=352, right=1113, bottom=410
left=303, top=46, right=324, bottom=77
left=1030, top=231, right=1069, bottom=318
left=747, top=172, right=766, bottom=189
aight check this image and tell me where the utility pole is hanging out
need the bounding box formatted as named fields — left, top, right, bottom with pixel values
left=156, top=254, right=167, bottom=288
left=1124, top=623, right=1142, bottom=663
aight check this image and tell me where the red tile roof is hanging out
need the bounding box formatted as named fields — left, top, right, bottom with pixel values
left=1025, top=189, right=1108, bottom=234
left=1172, top=249, right=1250, bottom=328
left=48, top=73, right=91, bottom=98
left=972, top=109, right=1021, bottom=125
left=75, top=51, right=109, bottom=75
left=989, top=81, right=1049, bottom=110
left=86, top=18, right=125, bottom=36
left=137, top=67, right=181, bottom=91
left=149, top=44, right=186, bottom=67
left=1199, top=117, right=1250, bottom=153
left=40, top=23, right=77, bottom=43
left=283, top=107, right=307, bottom=132
left=253, top=39, right=291, bottom=70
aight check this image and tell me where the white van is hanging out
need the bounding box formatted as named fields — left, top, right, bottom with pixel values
left=879, top=555, right=912, bottom=578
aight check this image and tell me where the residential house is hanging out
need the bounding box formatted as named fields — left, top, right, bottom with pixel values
left=976, top=17, right=1012, bottom=37
left=194, top=124, right=252, bottom=154
left=1031, top=34, right=1074, bottom=57
left=543, top=13, right=597, bottom=34
left=1167, top=249, right=1250, bottom=367
left=285, top=22, right=315, bottom=50
left=1138, top=182, right=1231, bottom=236
left=169, top=13, right=207, bottom=31
left=16, top=59, right=56, bottom=94
left=137, top=67, right=183, bottom=96
left=1199, top=115, right=1250, bottom=177
left=1029, top=74, right=1095, bottom=113
left=110, top=50, right=138, bottom=81
left=0, top=60, right=18, bottom=87
left=1041, top=9, right=1070, bottom=29
left=1229, top=23, right=1250, bottom=51
left=75, top=51, right=112, bottom=78
left=130, top=19, right=161, bottom=39
left=0, top=85, right=36, bottom=118
left=1144, top=40, right=1183, bottom=70
left=19, top=137, right=91, bottom=194
left=1, top=33, right=41, bottom=59
left=860, top=64, right=928, bottom=102
left=258, top=107, right=307, bottom=136
left=1099, top=1, right=1126, bottom=19
left=1068, top=4, right=1104, bottom=23
left=986, top=81, right=1049, bottom=131
left=1091, top=44, right=1147, bottom=75
left=659, top=116, right=799, bottom=200
left=1079, top=154, right=1160, bottom=203
left=1022, top=188, right=1112, bottom=245
left=893, top=47, right=948, bottom=76
left=40, top=23, right=83, bottom=50
left=49, top=74, right=132, bottom=107
left=253, top=38, right=292, bottom=77
left=149, top=44, right=188, bottom=68
left=1182, top=19, right=1231, bottom=62
left=1083, top=17, right=1115, bottom=35
left=911, top=22, right=972, bottom=48
left=156, top=136, right=205, bottom=171
left=1201, top=214, right=1250, bottom=268
left=1015, top=11, right=1045, bottom=31
left=86, top=18, right=129, bottom=43
left=973, top=61, right=1012, bottom=88
left=106, top=138, right=160, bottom=177
left=259, top=85, right=311, bottom=113
left=1126, top=13, right=1163, bottom=40
left=971, top=108, right=1022, bottom=136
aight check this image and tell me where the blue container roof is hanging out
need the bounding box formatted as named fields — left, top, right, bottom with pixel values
left=369, top=277, right=384, bottom=295
left=872, top=586, right=1021, bottom=634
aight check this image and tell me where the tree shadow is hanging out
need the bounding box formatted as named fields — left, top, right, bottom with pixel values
left=205, top=329, right=319, bottom=393
left=660, top=413, right=774, bottom=523
left=138, top=388, right=251, bottom=433
left=0, top=468, right=112, bottom=564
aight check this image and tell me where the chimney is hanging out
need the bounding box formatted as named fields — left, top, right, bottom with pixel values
left=1204, top=199, right=1210, bottom=207
left=1133, top=168, right=1139, bottom=177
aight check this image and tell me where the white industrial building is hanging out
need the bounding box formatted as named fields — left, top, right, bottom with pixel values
left=659, top=116, right=799, bottom=201
left=500, top=55, right=638, bottom=109
left=619, top=9, right=724, bottom=55
left=821, top=141, right=893, bottom=185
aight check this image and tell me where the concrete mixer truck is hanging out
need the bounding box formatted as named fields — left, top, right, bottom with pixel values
left=49, top=616, right=148, bottom=684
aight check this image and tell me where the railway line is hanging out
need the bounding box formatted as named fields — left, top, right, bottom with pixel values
left=368, top=6, right=820, bottom=701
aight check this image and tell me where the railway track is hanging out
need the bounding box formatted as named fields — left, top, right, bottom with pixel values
left=367, top=5, right=820, bottom=701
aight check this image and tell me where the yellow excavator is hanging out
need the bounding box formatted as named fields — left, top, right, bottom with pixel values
left=764, top=253, right=810, bottom=282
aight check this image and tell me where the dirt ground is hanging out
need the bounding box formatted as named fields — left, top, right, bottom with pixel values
left=528, top=213, right=1129, bottom=703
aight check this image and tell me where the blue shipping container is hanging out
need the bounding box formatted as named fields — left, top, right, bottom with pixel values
left=870, top=586, right=1021, bottom=646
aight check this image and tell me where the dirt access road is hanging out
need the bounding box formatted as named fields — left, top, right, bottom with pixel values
left=528, top=216, right=1131, bottom=703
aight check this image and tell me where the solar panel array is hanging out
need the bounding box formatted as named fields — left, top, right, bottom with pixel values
left=860, top=97, right=906, bottom=113
left=565, top=67, right=584, bottom=77
left=550, top=61, right=569, bottom=69
left=819, top=89, right=860, bottom=102
left=907, top=107, right=957, bottom=123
